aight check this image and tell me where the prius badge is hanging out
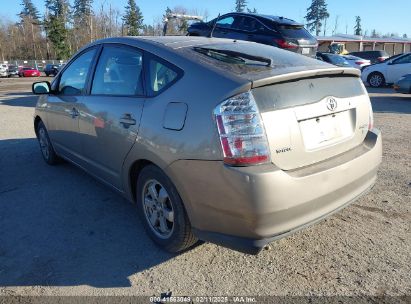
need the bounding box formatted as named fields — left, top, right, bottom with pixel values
left=326, top=97, right=337, bottom=111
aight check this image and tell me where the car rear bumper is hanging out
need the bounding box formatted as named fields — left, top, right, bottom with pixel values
left=166, top=129, right=382, bottom=254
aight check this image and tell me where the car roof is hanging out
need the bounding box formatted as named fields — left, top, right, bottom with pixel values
left=221, top=12, right=302, bottom=26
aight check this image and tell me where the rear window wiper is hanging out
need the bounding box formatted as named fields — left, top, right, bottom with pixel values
left=193, top=47, right=272, bottom=67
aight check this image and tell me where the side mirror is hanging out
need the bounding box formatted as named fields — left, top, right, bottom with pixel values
left=32, top=81, right=51, bottom=95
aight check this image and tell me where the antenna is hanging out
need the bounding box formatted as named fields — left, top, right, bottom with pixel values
left=209, top=13, right=221, bottom=38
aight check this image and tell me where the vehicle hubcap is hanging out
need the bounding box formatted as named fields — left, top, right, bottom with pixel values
left=142, top=179, right=174, bottom=239
left=38, top=128, right=50, bottom=160
left=370, top=74, right=382, bottom=87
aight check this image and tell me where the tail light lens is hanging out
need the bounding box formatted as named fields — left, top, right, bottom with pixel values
left=273, top=39, right=298, bottom=49
left=214, top=91, right=270, bottom=166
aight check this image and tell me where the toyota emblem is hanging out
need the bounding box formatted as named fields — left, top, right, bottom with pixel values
left=326, top=97, right=337, bottom=111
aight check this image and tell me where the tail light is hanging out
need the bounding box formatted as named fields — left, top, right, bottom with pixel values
left=377, top=57, right=385, bottom=62
left=273, top=39, right=298, bottom=49
left=214, top=91, right=270, bottom=166
left=368, top=104, right=374, bottom=131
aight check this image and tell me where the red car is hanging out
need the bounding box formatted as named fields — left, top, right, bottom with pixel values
left=18, top=67, right=41, bottom=77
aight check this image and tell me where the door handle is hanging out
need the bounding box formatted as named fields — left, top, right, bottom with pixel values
left=69, top=107, right=79, bottom=118
left=119, top=114, right=136, bottom=128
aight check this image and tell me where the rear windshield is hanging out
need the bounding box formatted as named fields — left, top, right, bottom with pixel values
left=253, top=77, right=364, bottom=113
left=277, top=25, right=313, bottom=39
left=324, top=54, right=350, bottom=66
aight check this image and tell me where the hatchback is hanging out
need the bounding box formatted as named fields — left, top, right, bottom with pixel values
left=188, top=13, right=318, bottom=57
left=32, top=37, right=382, bottom=254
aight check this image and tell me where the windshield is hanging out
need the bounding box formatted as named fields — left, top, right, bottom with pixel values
left=277, top=25, right=313, bottom=39
left=325, top=54, right=350, bottom=66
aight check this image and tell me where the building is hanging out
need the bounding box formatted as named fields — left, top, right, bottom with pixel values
left=316, top=34, right=411, bottom=56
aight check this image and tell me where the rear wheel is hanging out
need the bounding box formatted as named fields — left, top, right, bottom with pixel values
left=36, top=121, right=60, bottom=165
left=136, top=165, right=197, bottom=252
left=368, top=72, right=385, bottom=88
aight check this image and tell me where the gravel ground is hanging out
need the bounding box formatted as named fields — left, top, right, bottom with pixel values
left=0, top=77, right=410, bottom=298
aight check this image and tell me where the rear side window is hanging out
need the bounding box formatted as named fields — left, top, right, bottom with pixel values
left=392, top=54, right=411, bottom=64
left=216, top=16, right=235, bottom=28
left=277, top=25, right=313, bottom=39
left=147, top=57, right=179, bottom=95
left=92, top=46, right=144, bottom=96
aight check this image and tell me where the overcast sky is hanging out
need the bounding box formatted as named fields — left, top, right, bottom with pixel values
left=2, top=0, right=410, bottom=37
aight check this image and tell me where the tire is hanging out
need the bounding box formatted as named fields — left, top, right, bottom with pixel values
left=36, top=121, right=60, bottom=165
left=368, top=72, right=385, bottom=88
left=136, top=165, right=197, bottom=253
left=45, top=72, right=49, bottom=77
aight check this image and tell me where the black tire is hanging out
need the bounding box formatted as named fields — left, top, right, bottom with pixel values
left=36, top=121, right=60, bottom=165
left=136, top=165, right=197, bottom=253
left=367, top=72, right=385, bottom=88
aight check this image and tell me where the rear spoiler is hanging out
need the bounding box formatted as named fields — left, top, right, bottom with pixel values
left=252, top=67, right=361, bottom=88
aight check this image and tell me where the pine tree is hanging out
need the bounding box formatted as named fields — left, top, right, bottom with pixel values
left=403, top=33, right=408, bottom=39
left=305, top=0, right=329, bottom=36
left=20, top=0, right=40, bottom=21
left=247, top=8, right=257, bottom=14
left=235, top=0, right=247, bottom=13
left=45, top=0, right=71, bottom=59
left=73, top=0, right=93, bottom=19
left=354, top=16, right=362, bottom=36
left=122, top=0, right=144, bottom=36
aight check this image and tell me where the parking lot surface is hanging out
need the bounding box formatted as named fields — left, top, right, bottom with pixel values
left=0, top=77, right=410, bottom=297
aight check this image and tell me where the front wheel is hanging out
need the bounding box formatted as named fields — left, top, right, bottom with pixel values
left=36, top=121, right=60, bottom=165
left=136, top=165, right=197, bottom=253
left=368, top=72, right=385, bottom=88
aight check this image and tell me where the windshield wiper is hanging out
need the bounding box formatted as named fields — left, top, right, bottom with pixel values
left=194, top=47, right=272, bottom=66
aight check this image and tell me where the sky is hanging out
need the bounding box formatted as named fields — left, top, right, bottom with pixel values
left=1, top=0, right=410, bottom=37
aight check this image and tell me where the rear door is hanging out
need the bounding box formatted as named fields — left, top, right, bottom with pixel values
left=386, top=54, right=411, bottom=83
left=213, top=15, right=242, bottom=39
left=79, top=44, right=146, bottom=189
left=252, top=75, right=371, bottom=170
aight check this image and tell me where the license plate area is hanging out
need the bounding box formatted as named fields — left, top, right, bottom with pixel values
left=301, top=47, right=310, bottom=55
left=299, top=110, right=355, bottom=150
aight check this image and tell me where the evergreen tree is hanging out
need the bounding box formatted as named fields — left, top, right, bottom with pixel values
left=235, top=0, right=247, bottom=13
left=73, top=0, right=93, bottom=19
left=45, top=0, right=70, bottom=59
left=354, top=16, right=362, bottom=36
left=403, top=33, right=408, bottom=39
left=122, top=0, right=144, bottom=36
left=20, top=0, right=40, bottom=21
left=305, top=0, right=329, bottom=36
left=247, top=8, right=257, bottom=14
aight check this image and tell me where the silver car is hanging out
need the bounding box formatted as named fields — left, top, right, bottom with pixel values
left=32, top=37, right=382, bottom=254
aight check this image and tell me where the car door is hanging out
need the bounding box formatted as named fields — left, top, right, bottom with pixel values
left=46, top=48, right=97, bottom=163
left=386, top=54, right=411, bottom=83
left=78, top=44, right=146, bottom=189
left=233, top=16, right=266, bottom=44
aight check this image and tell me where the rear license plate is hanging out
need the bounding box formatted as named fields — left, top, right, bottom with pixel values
left=302, top=48, right=310, bottom=55
left=299, top=111, right=354, bottom=150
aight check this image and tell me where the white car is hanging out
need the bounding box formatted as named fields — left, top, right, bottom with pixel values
left=362, top=52, right=411, bottom=87
left=342, top=55, right=371, bottom=70
left=0, top=66, right=8, bottom=78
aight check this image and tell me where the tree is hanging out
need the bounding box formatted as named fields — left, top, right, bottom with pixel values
left=235, top=0, right=247, bottom=13
left=247, top=8, right=257, bottom=14
left=122, top=0, right=144, bottom=36
left=20, top=0, right=40, bottom=21
left=371, top=29, right=380, bottom=38
left=403, top=33, right=408, bottom=39
left=44, top=0, right=71, bottom=59
left=305, top=0, right=329, bottom=36
left=354, top=16, right=362, bottom=36
left=72, top=0, right=93, bottom=47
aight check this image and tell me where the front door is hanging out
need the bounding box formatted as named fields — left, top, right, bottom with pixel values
left=46, top=48, right=97, bottom=163
left=386, top=54, right=411, bottom=83
left=79, top=45, right=145, bottom=189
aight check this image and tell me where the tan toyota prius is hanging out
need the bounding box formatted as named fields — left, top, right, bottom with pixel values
left=32, top=37, right=382, bottom=254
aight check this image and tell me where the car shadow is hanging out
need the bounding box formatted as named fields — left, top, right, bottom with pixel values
left=370, top=95, right=411, bottom=114
left=0, top=138, right=182, bottom=288
left=0, top=93, right=37, bottom=108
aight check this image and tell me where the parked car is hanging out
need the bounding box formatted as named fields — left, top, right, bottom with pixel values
left=18, top=67, right=41, bottom=77
left=316, top=52, right=351, bottom=67
left=342, top=55, right=371, bottom=70
left=188, top=13, right=318, bottom=57
left=393, top=74, right=411, bottom=94
left=362, top=52, right=411, bottom=87
left=0, top=66, right=7, bottom=78
left=32, top=36, right=381, bottom=254
left=349, top=50, right=389, bottom=64
left=44, top=64, right=60, bottom=76
left=7, top=65, right=19, bottom=77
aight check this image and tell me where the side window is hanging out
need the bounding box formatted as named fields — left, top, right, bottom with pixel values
left=91, top=46, right=144, bottom=96
left=392, top=54, right=411, bottom=64
left=216, top=16, right=235, bottom=29
left=236, top=17, right=259, bottom=32
left=147, top=57, right=179, bottom=95
left=58, top=49, right=96, bottom=95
